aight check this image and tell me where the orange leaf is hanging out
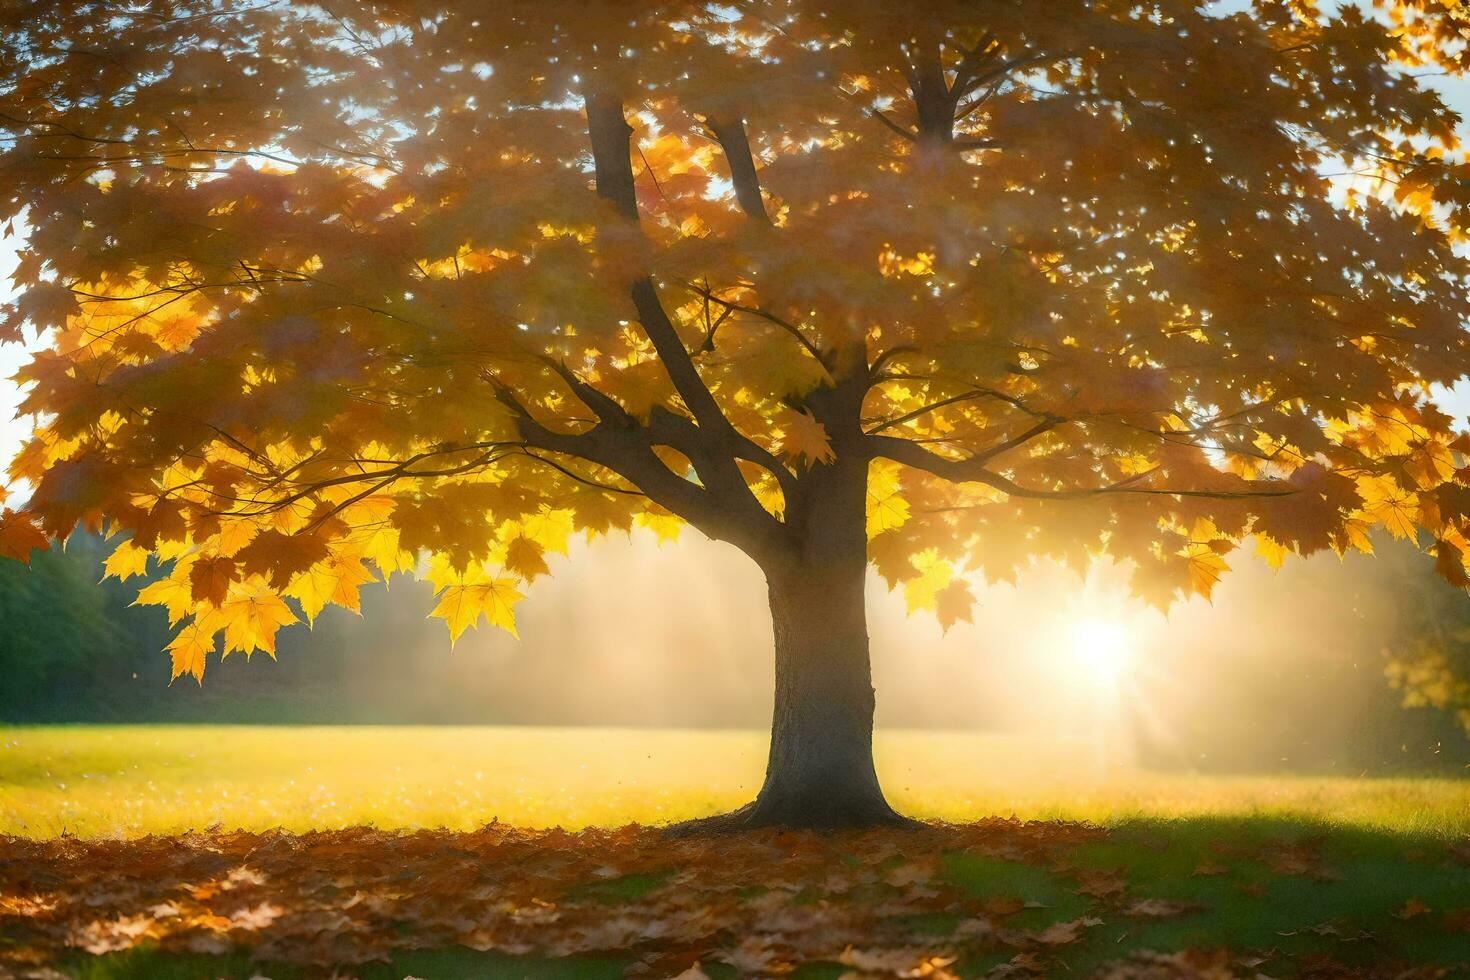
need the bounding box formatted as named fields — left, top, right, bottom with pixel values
left=0, top=509, right=49, bottom=563
left=190, top=556, right=239, bottom=606
left=236, top=531, right=331, bottom=588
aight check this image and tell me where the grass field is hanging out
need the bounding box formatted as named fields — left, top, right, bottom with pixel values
left=2, top=725, right=1467, bottom=839
left=4, top=726, right=1470, bottom=977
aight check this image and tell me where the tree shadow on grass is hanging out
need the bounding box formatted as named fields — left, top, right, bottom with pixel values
left=938, top=816, right=1470, bottom=977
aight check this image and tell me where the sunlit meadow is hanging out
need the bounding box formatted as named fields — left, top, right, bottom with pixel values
left=3, top=726, right=1467, bottom=841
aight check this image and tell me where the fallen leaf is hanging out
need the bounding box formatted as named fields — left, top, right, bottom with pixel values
left=1035, top=916, right=1103, bottom=945
left=1395, top=898, right=1431, bottom=920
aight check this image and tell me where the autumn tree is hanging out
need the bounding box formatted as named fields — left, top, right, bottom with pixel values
left=4, top=0, right=1470, bottom=826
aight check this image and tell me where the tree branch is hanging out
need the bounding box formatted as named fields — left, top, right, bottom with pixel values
left=583, top=92, right=740, bottom=438
left=868, top=435, right=1296, bottom=501
left=950, top=33, right=1000, bottom=95
left=869, top=107, right=919, bottom=142
left=706, top=114, right=769, bottom=221
left=952, top=50, right=1077, bottom=102
left=678, top=280, right=830, bottom=370
left=540, top=355, right=632, bottom=426
left=584, top=89, right=639, bottom=221
left=515, top=448, right=647, bottom=496
left=580, top=88, right=802, bottom=524
left=486, top=369, right=787, bottom=560
left=866, top=390, right=1000, bottom=434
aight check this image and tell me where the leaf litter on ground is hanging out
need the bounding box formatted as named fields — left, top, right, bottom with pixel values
left=1, top=818, right=1468, bottom=978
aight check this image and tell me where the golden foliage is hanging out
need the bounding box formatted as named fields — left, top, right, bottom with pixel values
left=3, top=0, right=1470, bottom=671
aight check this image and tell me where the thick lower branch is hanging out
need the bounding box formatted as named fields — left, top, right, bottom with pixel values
left=511, top=412, right=787, bottom=562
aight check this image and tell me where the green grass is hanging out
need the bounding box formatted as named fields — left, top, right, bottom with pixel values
left=1051, top=818, right=1470, bottom=974
left=2, top=725, right=1467, bottom=839
left=3, top=730, right=1468, bottom=978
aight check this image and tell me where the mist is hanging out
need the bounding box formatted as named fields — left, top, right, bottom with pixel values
left=4, top=517, right=1464, bottom=773
left=268, top=529, right=1460, bottom=771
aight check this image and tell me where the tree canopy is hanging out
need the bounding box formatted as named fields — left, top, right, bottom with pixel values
left=4, top=0, right=1470, bottom=682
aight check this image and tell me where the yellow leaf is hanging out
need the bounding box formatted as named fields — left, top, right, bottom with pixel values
left=934, top=578, right=975, bottom=632
left=636, top=511, right=682, bottom=543
left=867, top=493, right=910, bottom=537
left=424, top=552, right=485, bottom=593
left=779, top=408, right=835, bottom=465
left=1358, top=474, right=1419, bottom=541
left=1332, top=517, right=1375, bottom=556
left=1253, top=534, right=1289, bottom=570
left=516, top=507, right=575, bottom=556
left=0, top=509, right=48, bottom=563
left=867, top=485, right=911, bottom=537
left=215, top=517, right=259, bottom=557
left=430, top=577, right=523, bottom=644
left=166, top=623, right=217, bottom=683
left=285, top=549, right=376, bottom=623
left=903, top=549, right=952, bottom=614
left=202, top=578, right=298, bottom=657
left=1183, top=543, right=1230, bottom=600
left=102, top=539, right=150, bottom=581
left=504, top=535, right=550, bottom=581
left=358, top=523, right=414, bottom=577
left=753, top=477, right=786, bottom=519
left=867, top=461, right=912, bottom=537
left=133, top=557, right=198, bottom=625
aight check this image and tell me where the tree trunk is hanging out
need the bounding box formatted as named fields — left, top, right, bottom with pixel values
left=739, top=557, right=906, bottom=827
left=666, top=372, right=912, bottom=832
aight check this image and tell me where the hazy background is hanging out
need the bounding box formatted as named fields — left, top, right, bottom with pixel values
left=4, top=521, right=1468, bottom=776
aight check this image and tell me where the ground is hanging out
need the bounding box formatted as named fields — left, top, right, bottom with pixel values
left=1, top=727, right=1468, bottom=979
left=3, top=727, right=1467, bottom=838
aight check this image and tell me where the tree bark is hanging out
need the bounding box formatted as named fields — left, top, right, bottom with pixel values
left=740, top=555, right=905, bottom=827
left=674, top=448, right=911, bottom=832
left=706, top=115, right=769, bottom=222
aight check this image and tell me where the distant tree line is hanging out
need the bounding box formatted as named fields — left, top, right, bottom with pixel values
left=1, top=533, right=1468, bottom=774
left=0, top=533, right=431, bottom=724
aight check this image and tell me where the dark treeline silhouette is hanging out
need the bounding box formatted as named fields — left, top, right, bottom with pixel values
left=0, top=533, right=446, bottom=724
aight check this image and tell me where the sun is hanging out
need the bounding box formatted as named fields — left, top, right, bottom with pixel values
left=1070, top=616, right=1133, bottom=686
